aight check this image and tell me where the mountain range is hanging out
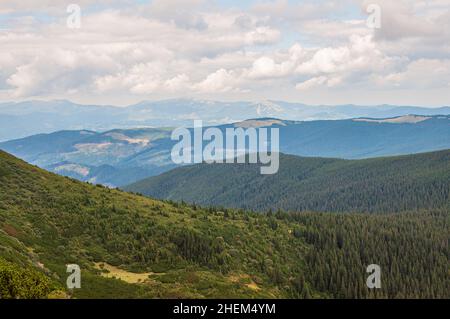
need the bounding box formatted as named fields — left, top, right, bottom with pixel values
left=0, top=128, right=176, bottom=186
left=0, top=115, right=449, bottom=187
left=1, top=99, right=449, bottom=141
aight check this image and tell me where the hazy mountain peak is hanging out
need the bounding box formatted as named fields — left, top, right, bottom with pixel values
left=252, top=100, right=284, bottom=116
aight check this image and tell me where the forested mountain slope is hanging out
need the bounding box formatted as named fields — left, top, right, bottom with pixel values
left=0, top=151, right=448, bottom=298
left=1, top=115, right=449, bottom=187
left=125, top=150, right=450, bottom=213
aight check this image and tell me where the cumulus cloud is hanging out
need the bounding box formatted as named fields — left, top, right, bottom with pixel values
left=361, top=0, right=443, bottom=41
left=378, top=59, right=450, bottom=89
left=195, top=69, right=237, bottom=93
left=0, top=0, right=449, bottom=105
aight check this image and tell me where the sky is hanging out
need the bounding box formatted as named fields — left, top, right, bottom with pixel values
left=0, top=0, right=449, bottom=106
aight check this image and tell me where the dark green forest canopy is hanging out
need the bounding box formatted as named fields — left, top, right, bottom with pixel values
left=125, top=150, right=450, bottom=213
left=0, top=150, right=449, bottom=299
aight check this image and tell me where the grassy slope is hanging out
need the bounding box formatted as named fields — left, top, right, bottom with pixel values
left=0, top=150, right=306, bottom=298
left=0, top=150, right=448, bottom=298
left=125, top=150, right=450, bottom=213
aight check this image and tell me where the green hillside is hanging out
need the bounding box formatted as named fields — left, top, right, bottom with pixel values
left=125, top=150, right=450, bottom=213
left=0, top=150, right=448, bottom=298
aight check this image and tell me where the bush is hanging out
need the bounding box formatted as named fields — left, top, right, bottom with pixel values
left=0, top=258, right=53, bottom=299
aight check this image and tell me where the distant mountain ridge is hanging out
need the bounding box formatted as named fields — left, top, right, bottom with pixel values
left=1, top=114, right=449, bottom=187
left=1, top=98, right=449, bottom=141
left=125, top=150, right=450, bottom=213
left=0, top=127, right=176, bottom=187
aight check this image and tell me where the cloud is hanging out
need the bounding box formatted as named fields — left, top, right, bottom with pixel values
left=195, top=69, right=237, bottom=93
left=245, top=44, right=306, bottom=79
left=377, top=59, right=450, bottom=89
left=0, top=0, right=449, bottom=105
left=361, top=0, right=443, bottom=41
left=296, top=76, right=328, bottom=91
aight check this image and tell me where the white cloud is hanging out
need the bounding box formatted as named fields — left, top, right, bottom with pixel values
left=165, top=74, right=191, bottom=92
left=195, top=69, right=237, bottom=93
left=378, top=59, right=450, bottom=89
left=296, top=75, right=344, bottom=91
left=361, top=0, right=443, bottom=41
left=0, top=0, right=449, bottom=105
left=296, top=76, right=328, bottom=91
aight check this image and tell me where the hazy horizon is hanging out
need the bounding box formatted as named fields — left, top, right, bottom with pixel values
left=1, top=97, right=450, bottom=109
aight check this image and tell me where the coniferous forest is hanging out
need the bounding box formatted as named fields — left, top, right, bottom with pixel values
left=0, top=150, right=448, bottom=299
left=125, top=151, right=450, bottom=213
